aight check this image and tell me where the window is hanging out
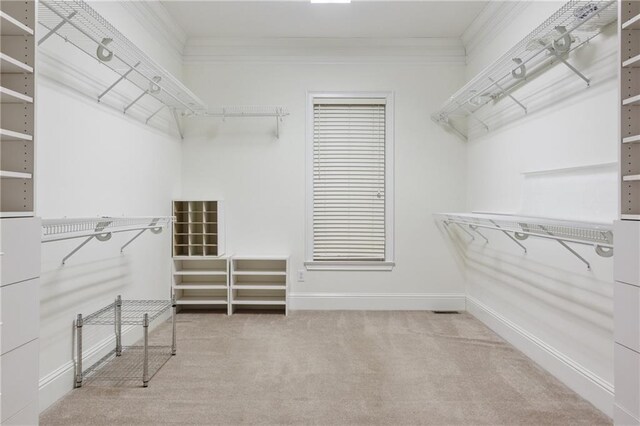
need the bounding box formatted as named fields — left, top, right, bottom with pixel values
left=305, top=92, right=394, bottom=271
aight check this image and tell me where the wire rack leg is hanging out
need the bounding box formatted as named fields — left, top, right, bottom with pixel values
left=75, top=314, right=83, bottom=388
left=115, top=295, right=122, bottom=356
left=143, top=313, right=149, bottom=387
left=171, top=296, right=177, bottom=356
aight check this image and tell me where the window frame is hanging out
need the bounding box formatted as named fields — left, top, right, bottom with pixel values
left=305, top=91, right=395, bottom=271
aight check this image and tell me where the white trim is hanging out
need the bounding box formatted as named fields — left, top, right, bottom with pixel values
left=305, top=91, right=395, bottom=270
left=466, top=296, right=614, bottom=418
left=183, top=37, right=466, bottom=65
left=305, top=261, right=395, bottom=271
left=461, top=1, right=530, bottom=60
left=289, top=292, right=466, bottom=311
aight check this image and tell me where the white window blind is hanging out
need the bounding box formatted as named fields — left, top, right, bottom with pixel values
left=313, top=98, right=386, bottom=261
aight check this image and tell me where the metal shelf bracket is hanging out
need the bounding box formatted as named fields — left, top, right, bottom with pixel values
left=490, top=219, right=527, bottom=253
left=62, top=220, right=113, bottom=265
left=120, top=220, right=163, bottom=253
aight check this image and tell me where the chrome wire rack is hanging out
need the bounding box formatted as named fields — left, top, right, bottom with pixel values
left=83, top=299, right=171, bottom=326
left=432, top=0, right=617, bottom=141
left=42, top=217, right=172, bottom=264
left=37, top=0, right=206, bottom=132
left=76, top=295, right=176, bottom=388
left=434, top=212, right=613, bottom=270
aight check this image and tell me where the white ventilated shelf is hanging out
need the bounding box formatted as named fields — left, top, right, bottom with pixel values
left=42, top=216, right=172, bottom=242
left=175, top=296, right=227, bottom=305
left=623, top=94, right=640, bottom=106
left=231, top=296, right=286, bottom=306
left=623, top=174, right=640, bottom=182
left=432, top=0, right=617, bottom=141
left=0, top=86, right=32, bottom=103
left=0, top=170, right=32, bottom=179
left=623, top=135, right=640, bottom=144
left=0, top=128, right=32, bottom=141
left=622, top=12, right=640, bottom=30
left=0, top=52, right=33, bottom=73
left=0, top=10, right=34, bottom=36
left=38, top=0, right=206, bottom=115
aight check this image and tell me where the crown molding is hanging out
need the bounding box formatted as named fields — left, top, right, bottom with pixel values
left=462, top=0, right=530, bottom=60
left=120, top=0, right=187, bottom=58
left=183, top=37, right=466, bottom=65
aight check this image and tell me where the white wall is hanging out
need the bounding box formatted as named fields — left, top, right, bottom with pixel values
left=460, top=1, right=618, bottom=416
left=36, top=1, right=183, bottom=412
left=180, top=50, right=468, bottom=310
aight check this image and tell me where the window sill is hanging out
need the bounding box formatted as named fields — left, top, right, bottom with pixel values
left=304, top=261, right=395, bottom=271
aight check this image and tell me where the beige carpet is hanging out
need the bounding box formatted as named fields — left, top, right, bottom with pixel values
left=40, top=311, right=610, bottom=425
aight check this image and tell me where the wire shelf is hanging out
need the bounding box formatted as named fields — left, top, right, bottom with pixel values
left=432, top=0, right=617, bottom=141
left=42, top=216, right=171, bottom=242
left=198, top=105, right=290, bottom=118
left=38, top=0, right=206, bottom=115
left=83, top=346, right=172, bottom=383
left=83, top=299, right=171, bottom=326
left=435, top=212, right=613, bottom=269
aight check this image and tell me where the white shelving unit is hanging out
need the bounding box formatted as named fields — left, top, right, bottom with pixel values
left=172, top=257, right=229, bottom=309
left=173, top=200, right=225, bottom=257
left=0, top=2, right=39, bottom=423
left=230, top=256, right=289, bottom=315
left=1, top=1, right=36, bottom=219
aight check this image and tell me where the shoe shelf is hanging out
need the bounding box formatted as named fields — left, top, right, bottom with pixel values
left=172, top=257, right=229, bottom=308
left=230, top=257, right=289, bottom=315
left=172, top=200, right=225, bottom=257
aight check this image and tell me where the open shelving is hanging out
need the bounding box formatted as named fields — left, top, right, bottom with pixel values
left=432, top=0, right=617, bottom=141
left=1, top=1, right=35, bottom=218
left=435, top=212, right=613, bottom=270
left=37, top=0, right=206, bottom=134
left=621, top=2, right=640, bottom=220
left=172, top=257, right=229, bottom=309
left=230, top=257, right=289, bottom=315
left=172, top=200, right=225, bottom=257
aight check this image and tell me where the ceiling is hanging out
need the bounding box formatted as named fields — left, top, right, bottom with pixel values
left=161, top=1, right=489, bottom=39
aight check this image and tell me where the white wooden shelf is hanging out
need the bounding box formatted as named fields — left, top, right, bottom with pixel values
left=175, top=296, right=228, bottom=305
left=622, top=214, right=640, bottom=220
left=0, top=86, right=32, bottom=103
left=623, top=94, right=640, bottom=106
left=232, top=270, right=287, bottom=276
left=173, top=283, right=227, bottom=290
left=623, top=174, right=640, bottom=182
left=0, top=11, right=34, bottom=36
left=623, top=135, right=640, bottom=144
left=623, top=12, right=640, bottom=30
left=0, top=170, right=32, bottom=179
left=0, top=52, right=33, bottom=74
left=0, top=128, right=32, bottom=142
left=231, top=284, right=287, bottom=290
left=623, top=53, right=640, bottom=68
left=0, top=211, right=34, bottom=218
left=173, top=269, right=226, bottom=276
left=231, top=296, right=287, bottom=306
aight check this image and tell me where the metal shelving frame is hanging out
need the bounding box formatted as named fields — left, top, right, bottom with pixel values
left=37, top=0, right=207, bottom=135
left=75, top=295, right=176, bottom=388
left=190, top=106, right=290, bottom=138
left=432, top=0, right=617, bottom=141
left=42, top=216, right=172, bottom=264
left=434, top=212, right=613, bottom=270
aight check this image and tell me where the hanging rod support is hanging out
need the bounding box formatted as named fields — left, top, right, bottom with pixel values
left=488, top=78, right=527, bottom=114
left=546, top=45, right=590, bottom=86
left=124, top=90, right=148, bottom=114
left=120, top=220, right=162, bottom=252
left=62, top=236, right=94, bottom=265
left=469, top=225, right=489, bottom=244
left=120, top=229, right=146, bottom=253
left=38, top=11, right=77, bottom=46
left=61, top=220, right=113, bottom=265
left=539, top=225, right=591, bottom=270
left=453, top=222, right=475, bottom=241
left=490, top=220, right=527, bottom=253
left=98, top=62, right=140, bottom=102
left=146, top=105, right=166, bottom=124
left=455, top=100, right=489, bottom=132
left=172, top=109, right=184, bottom=139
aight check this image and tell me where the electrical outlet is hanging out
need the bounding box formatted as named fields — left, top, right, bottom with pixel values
left=297, top=269, right=305, bottom=282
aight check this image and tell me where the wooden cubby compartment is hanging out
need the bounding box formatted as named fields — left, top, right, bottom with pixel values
left=172, top=200, right=224, bottom=257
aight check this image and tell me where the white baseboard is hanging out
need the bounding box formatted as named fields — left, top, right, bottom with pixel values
left=289, top=292, right=466, bottom=311
left=466, top=296, right=614, bottom=417
left=39, top=323, right=143, bottom=413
